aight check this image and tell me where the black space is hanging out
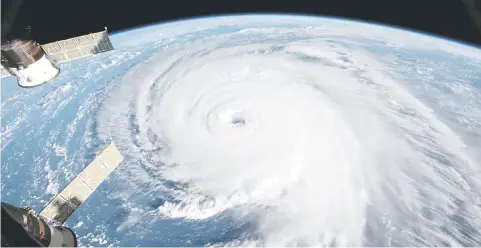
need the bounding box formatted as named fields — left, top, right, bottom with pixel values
left=2, top=0, right=481, bottom=47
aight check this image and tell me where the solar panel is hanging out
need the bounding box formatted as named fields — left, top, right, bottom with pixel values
left=39, top=142, right=123, bottom=224
left=41, top=29, right=114, bottom=63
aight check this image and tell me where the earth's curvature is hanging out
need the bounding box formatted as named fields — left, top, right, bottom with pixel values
left=2, top=14, right=481, bottom=246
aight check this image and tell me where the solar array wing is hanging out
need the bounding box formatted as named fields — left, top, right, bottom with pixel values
left=39, top=142, right=123, bottom=224
left=41, top=30, right=114, bottom=63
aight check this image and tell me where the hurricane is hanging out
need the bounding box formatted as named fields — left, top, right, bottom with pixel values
left=2, top=15, right=481, bottom=246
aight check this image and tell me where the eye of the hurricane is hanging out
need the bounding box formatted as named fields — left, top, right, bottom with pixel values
left=224, top=110, right=250, bottom=129
left=223, top=110, right=250, bottom=132
left=206, top=107, right=256, bottom=136
left=230, top=116, right=245, bottom=126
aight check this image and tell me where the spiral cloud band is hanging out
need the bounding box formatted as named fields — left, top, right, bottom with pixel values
left=97, top=17, right=481, bottom=246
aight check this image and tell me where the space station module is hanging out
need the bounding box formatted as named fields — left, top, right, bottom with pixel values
left=1, top=29, right=60, bottom=87
left=1, top=27, right=114, bottom=88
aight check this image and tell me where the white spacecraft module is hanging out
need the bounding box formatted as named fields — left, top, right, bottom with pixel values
left=1, top=28, right=114, bottom=88
left=1, top=39, right=60, bottom=88
left=39, top=142, right=123, bottom=224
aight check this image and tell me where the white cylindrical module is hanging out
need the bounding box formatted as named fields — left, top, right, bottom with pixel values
left=1, top=39, right=60, bottom=88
